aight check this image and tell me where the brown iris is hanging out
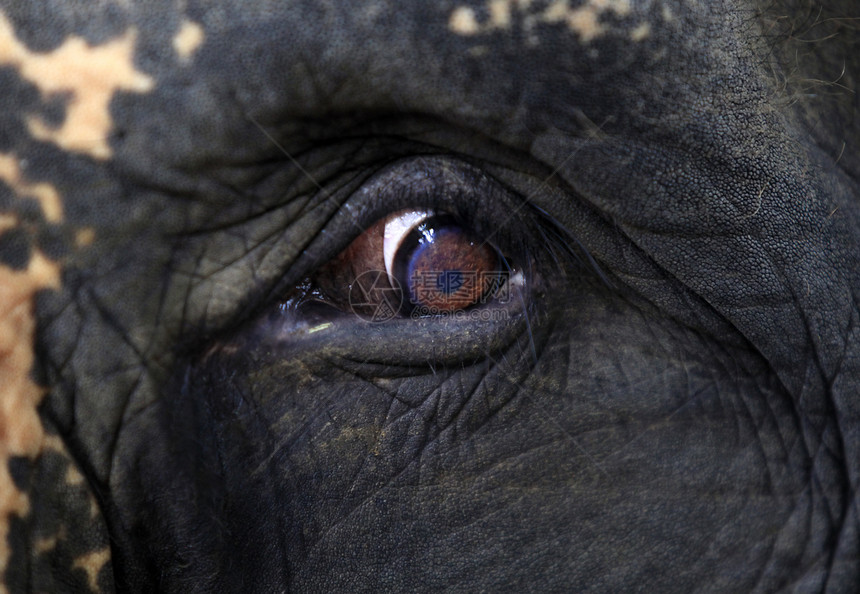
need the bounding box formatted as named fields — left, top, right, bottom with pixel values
left=313, top=210, right=502, bottom=318
left=394, top=217, right=499, bottom=313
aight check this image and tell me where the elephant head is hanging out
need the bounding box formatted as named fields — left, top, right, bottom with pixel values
left=0, top=0, right=858, bottom=591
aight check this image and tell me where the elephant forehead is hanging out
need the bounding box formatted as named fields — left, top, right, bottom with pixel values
left=0, top=0, right=733, bottom=178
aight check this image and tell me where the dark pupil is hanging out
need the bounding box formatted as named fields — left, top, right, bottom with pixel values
left=394, top=217, right=500, bottom=313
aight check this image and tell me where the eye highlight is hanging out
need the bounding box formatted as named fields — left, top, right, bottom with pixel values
left=382, top=210, right=433, bottom=277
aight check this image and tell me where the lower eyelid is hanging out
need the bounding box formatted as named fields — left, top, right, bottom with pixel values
left=258, top=296, right=531, bottom=367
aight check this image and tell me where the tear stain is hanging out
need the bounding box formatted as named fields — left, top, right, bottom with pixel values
left=72, top=547, right=110, bottom=593
left=173, top=19, right=205, bottom=63
left=0, top=11, right=154, bottom=160
left=449, top=0, right=644, bottom=44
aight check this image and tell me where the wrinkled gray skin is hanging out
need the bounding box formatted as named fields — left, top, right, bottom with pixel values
left=1, top=0, right=859, bottom=591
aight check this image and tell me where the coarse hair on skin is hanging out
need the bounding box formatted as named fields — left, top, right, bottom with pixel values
left=754, top=0, right=860, bottom=176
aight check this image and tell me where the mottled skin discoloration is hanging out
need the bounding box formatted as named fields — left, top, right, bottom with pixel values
left=449, top=0, right=652, bottom=42
left=0, top=145, right=66, bottom=592
left=0, top=155, right=62, bottom=223
left=0, top=11, right=162, bottom=591
left=172, top=21, right=204, bottom=63
left=0, top=0, right=858, bottom=591
left=0, top=13, right=154, bottom=159
left=6, top=434, right=114, bottom=592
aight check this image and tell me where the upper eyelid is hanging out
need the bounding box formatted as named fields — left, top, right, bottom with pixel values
left=280, top=157, right=528, bottom=281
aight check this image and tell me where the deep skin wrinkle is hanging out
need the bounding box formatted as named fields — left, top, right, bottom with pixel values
left=0, top=0, right=857, bottom=591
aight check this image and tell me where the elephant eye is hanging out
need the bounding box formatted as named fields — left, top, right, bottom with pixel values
left=300, top=208, right=513, bottom=320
